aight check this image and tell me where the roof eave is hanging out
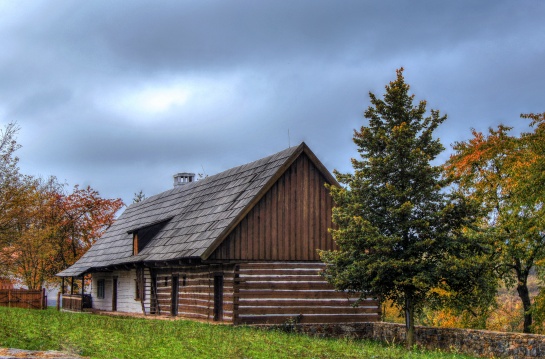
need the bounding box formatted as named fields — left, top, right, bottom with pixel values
left=56, top=255, right=205, bottom=277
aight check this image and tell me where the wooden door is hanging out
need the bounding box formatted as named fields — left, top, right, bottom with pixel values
left=171, top=275, right=179, bottom=316
left=213, top=274, right=223, bottom=321
left=112, top=277, right=118, bottom=311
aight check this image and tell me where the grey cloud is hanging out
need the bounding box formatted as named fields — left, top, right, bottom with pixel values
left=5, top=1, right=530, bottom=74
left=3, top=0, right=545, bottom=204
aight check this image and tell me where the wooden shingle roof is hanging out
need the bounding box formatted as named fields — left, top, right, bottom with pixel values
left=58, top=143, right=335, bottom=277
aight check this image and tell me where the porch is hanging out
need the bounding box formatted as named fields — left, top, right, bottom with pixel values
left=61, top=294, right=92, bottom=312
left=58, top=276, right=92, bottom=312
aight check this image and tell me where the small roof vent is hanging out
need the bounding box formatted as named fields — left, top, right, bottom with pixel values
left=173, top=172, right=195, bottom=187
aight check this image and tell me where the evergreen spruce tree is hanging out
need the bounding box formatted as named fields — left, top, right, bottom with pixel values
left=320, top=68, right=493, bottom=346
left=133, top=190, right=146, bottom=203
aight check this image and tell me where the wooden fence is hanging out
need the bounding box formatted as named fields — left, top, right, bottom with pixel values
left=0, top=289, right=46, bottom=309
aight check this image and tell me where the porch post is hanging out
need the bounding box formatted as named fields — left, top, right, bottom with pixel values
left=70, top=277, right=74, bottom=295
left=58, top=277, right=65, bottom=311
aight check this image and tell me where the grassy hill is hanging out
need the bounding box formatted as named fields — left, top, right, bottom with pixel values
left=0, top=307, right=478, bottom=359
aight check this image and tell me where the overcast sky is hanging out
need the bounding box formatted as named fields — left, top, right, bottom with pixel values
left=1, top=0, right=544, bottom=205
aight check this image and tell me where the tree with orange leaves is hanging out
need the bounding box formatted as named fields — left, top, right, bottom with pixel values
left=0, top=122, right=37, bottom=277
left=2, top=177, right=59, bottom=289
left=1, top=123, right=24, bottom=235
left=445, top=113, right=545, bottom=333
left=49, top=181, right=124, bottom=278
left=2, top=176, right=124, bottom=289
left=0, top=123, right=124, bottom=289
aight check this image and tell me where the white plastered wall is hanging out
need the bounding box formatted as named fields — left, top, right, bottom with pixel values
left=91, top=269, right=151, bottom=313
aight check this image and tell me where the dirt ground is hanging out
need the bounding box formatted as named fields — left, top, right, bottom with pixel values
left=0, top=348, right=85, bottom=359
left=88, top=309, right=230, bottom=324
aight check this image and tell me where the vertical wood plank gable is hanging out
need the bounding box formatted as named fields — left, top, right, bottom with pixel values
left=284, top=166, right=291, bottom=260
left=303, top=155, right=310, bottom=260
left=291, top=160, right=298, bottom=261
left=271, top=183, right=277, bottom=259
left=320, top=173, right=327, bottom=252
left=296, top=156, right=303, bottom=260
left=325, top=178, right=333, bottom=251
left=310, top=163, right=317, bottom=260
left=210, top=154, right=335, bottom=261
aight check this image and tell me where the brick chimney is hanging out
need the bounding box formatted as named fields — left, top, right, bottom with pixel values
left=173, top=172, right=195, bottom=187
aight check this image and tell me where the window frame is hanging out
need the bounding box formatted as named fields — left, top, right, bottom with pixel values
left=97, top=279, right=105, bottom=299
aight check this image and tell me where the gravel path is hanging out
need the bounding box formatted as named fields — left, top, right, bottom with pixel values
left=0, top=348, right=85, bottom=359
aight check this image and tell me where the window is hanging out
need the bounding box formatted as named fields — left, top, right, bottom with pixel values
left=130, top=219, right=172, bottom=256
left=97, top=279, right=105, bottom=299
left=133, top=233, right=139, bottom=255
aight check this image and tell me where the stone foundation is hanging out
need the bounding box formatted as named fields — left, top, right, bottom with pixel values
left=266, top=322, right=545, bottom=359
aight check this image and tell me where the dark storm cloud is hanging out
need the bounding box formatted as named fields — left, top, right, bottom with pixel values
left=0, top=0, right=544, bottom=204
left=3, top=1, right=528, bottom=74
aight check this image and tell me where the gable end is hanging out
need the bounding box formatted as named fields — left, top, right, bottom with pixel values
left=208, top=151, right=335, bottom=261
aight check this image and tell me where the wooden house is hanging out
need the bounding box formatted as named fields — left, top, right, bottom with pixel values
left=57, top=143, right=380, bottom=324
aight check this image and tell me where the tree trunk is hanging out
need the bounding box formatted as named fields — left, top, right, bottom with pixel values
left=405, top=295, right=415, bottom=348
left=517, top=279, right=532, bottom=333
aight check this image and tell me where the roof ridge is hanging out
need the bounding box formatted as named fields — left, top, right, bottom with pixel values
left=128, top=144, right=302, bottom=208
left=190, top=144, right=301, bottom=184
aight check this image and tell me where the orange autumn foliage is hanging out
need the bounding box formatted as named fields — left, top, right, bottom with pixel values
left=444, top=112, right=545, bottom=334
left=0, top=178, right=123, bottom=289
left=1, top=123, right=124, bottom=289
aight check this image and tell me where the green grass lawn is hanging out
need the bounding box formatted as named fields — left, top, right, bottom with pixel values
left=0, top=307, right=478, bottom=359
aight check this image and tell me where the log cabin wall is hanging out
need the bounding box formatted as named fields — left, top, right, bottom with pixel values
left=210, top=153, right=335, bottom=261
left=233, top=262, right=381, bottom=325
left=154, top=264, right=235, bottom=322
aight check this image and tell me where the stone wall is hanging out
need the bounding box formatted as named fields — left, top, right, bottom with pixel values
left=269, top=322, right=545, bottom=359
